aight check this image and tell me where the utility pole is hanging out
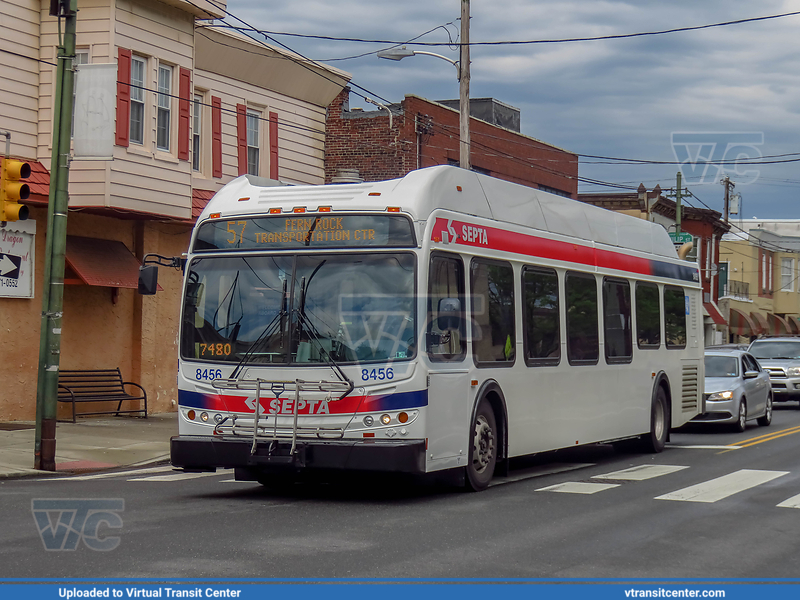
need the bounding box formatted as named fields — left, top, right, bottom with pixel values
left=459, top=0, right=470, bottom=170
left=675, top=171, right=682, bottom=235
left=35, top=0, right=77, bottom=471
left=721, top=175, right=734, bottom=224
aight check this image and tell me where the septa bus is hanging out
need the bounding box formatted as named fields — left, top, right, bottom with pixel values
left=148, top=165, right=703, bottom=491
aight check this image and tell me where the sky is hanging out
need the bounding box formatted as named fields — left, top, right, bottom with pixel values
left=223, top=0, right=800, bottom=221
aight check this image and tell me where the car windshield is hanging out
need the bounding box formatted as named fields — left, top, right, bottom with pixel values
left=705, top=355, right=739, bottom=378
left=748, top=341, right=800, bottom=359
left=181, top=253, right=416, bottom=365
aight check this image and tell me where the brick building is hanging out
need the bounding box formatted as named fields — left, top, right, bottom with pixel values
left=325, top=88, right=578, bottom=197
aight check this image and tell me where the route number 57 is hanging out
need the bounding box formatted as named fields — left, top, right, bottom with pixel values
left=227, top=221, right=246, bottom=245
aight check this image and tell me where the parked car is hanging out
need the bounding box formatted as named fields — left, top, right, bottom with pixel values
left=706, top=343, right=750, bottom=351
left=693, top=349, right=773, bottom=431
left=747, top=337, right=800, bottom=409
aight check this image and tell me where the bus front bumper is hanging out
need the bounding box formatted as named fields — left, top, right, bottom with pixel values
left=170, top=435, right=426, bottom=474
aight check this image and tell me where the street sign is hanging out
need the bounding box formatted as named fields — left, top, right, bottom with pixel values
left=0, top=221, right=35, bottom=298
left=0, top=253, right=21, bottom=279
left=669, top=232, right=693, bottom=245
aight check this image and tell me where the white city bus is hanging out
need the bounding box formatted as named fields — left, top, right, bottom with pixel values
left=165, top=165, right=703, bottom=491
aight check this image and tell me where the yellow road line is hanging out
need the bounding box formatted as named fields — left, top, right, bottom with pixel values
left=717, top=424, right=800, bottom=453
left=729, top=425, right=800, bottom=446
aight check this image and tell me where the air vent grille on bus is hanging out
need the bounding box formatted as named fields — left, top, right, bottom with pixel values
left=681, top=363, right=699, bottom=413
left=256, top=184, right=377, bottom=204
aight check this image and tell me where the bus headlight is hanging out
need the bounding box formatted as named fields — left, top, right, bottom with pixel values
left=213, top=413, right=223, bottom=423
left=363, top=415, right=374, bottom=427
left=708, top=391, right=733, bottom=401
left=200, top=412, right=209, bottom=422
left=380, top=414, right=391, bottom=425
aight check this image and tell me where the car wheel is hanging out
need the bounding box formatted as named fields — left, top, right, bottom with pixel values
left=733, top=398, right=747, bottom=433
left=757, top=393, right=773, bottom=427
left=641, top=386, right=668, bottom=453
left=465, top=399, right=497, bottom=491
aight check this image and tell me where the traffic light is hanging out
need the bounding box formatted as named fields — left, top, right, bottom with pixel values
left=0, top=158, right=31, bottom=222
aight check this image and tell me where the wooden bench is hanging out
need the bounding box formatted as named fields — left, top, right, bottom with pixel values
left=58, top=368, right=148, bottom=423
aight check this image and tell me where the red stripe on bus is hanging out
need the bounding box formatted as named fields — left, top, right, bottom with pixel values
left=431, top=218, right=654, bottom=277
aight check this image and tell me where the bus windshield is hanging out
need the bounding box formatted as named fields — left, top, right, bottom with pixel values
left=181, top=253, right=416, bottom=365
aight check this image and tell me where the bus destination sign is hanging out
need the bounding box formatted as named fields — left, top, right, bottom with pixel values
left=193, top=214, right=415, bottom=252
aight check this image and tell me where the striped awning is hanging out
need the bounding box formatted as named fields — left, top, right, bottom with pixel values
left=768, top=313, right=792, bottom=335
left=729, top=307, right=757, bottom=336
left=750, top=312, right=769, bottom=335
left=787, top=315, right=800, bottom=334
left=703, top=302, right=727, bottom=326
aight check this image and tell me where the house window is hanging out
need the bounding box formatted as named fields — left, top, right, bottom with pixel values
left=129, top=56, right=146, bottom=145
left=781, top=258, right=795, bottom=292
left=192, top=93, right=202, bottom=171
left=156, top=64, right=172, bottom=151
left=246, top=110, right=260, bottom=175
left=71, top=49, right=90, bottom=137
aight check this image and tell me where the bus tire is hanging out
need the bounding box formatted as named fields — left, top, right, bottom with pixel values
left=642, top=386, right=669, bottom=453
left=466, top=399, right=498, bottom=491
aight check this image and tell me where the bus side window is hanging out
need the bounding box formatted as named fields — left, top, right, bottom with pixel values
left=635, top=282, right=661, bottom=348
left=470, top=259, right=515, bottom=365
left=427, top=254, right=466, bottom=362
left=603, top=277, right=632, bottom=364
left=522, top=266, right=560, bottom=366
left=664, top=286, right=687, bottom=348
left=565, top=272, right=599, bottom=365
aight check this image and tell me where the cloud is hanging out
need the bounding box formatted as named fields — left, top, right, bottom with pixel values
left=228, top=0, right=800, bottom=217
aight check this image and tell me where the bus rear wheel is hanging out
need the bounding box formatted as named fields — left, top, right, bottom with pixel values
left=466, top=399, right=497, bottom=491
left=641, top=386, right=668, bottom=453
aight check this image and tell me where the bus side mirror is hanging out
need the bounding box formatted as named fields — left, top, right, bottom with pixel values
left=138, top=264, right=159, bottom=295
left=437, top=297, right=461, bottom=330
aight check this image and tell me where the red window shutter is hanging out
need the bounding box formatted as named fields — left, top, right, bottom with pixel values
left=269, top=111, right=279, bottom=180
left=116, top=48, right=131, bottom=147
left=236, top=103, right=247, bottom=175
left=177, top=68, right=191, bottom=161
left=211, top=96, right=222, bottom=178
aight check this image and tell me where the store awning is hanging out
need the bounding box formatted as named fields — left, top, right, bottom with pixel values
left=750, top=312, right=769, bottom=335
left=65, top=236, right=144, bottom=289
left=768, top=313, right=792, bottom=335
left=703, top=302, right=727, bottom=326
left=729, top=307, right=757, bottom=336
left=787, top=315, right=800, bottom=334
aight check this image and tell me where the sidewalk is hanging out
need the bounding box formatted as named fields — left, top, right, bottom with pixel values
left=0, top=412, right=176, bottom=478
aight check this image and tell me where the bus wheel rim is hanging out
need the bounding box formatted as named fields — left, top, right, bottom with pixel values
left=473, top=415, right=495, bottom=472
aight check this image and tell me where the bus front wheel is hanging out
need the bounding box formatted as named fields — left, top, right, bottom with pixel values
left=466, top=399, right=497, bottom=491
left=642, top=386, right=668, bottom=453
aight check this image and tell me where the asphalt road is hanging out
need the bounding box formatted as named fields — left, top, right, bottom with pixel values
left=3, top=403, right=800, bottom=579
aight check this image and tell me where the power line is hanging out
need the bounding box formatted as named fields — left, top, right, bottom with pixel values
left=203, top=10, right=800, bottom=48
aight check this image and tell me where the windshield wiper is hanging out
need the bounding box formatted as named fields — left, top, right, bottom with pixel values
left=294, top=275, right=354, bottom=400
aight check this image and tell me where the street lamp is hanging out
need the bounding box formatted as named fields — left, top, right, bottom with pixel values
left=377, top=19, right=471, bottom=171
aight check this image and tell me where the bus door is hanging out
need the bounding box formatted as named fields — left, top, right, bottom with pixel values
left=425, top=253, right=471, bottom=467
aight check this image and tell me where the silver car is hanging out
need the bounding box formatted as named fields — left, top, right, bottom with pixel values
left=748, top=337, right=800, bottom=408
left=693, top=349, right=773, bottom=432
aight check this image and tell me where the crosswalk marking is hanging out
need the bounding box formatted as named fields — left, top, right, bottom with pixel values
left=489, top=463, right=595, bottom=487
left=592, top=464, right=688, bottom=481
left=43, top=465, right=175, bottom=481
left=655, top=469, right=788, bottom=503
left=777, top=493, right=800, bottom=509
left=536, top=481, right=619, bottom=494
left=129, top=471, right=223, bottom=482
